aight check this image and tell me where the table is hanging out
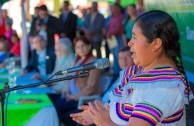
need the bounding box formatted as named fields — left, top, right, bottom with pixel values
left=0, top=69, right=59, bottom=126
left=6, top=94, right=59, bottom=126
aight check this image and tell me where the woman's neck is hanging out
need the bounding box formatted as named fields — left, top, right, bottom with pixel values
left=143, top=55, right=176, bottom=72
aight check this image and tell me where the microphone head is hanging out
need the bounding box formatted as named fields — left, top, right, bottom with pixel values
left=95, top=58, right=110, bottom=69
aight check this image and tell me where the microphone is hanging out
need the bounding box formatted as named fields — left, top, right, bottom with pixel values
left=56, top=58, right=110, bottom=75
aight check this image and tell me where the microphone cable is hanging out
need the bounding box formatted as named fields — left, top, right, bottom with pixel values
left=4, top=73, right=56, bottom=126
left=4, top=66, right=95, bottom=126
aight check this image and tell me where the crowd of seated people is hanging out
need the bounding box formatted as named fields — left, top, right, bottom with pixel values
left=0, top=1, right=147, bottom=125
left=64, top=46, right=134, bottom=126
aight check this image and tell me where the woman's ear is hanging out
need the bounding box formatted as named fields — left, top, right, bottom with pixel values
left=151, top=38, right=163, bottom=52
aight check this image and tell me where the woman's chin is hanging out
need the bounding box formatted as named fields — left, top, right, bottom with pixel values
left=133, top=60, right=139, bottom=66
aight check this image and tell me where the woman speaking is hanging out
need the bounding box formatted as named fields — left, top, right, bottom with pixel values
left=71, top=10, right=193, bottom=126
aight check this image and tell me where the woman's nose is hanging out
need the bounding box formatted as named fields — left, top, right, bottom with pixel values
left=128, top=40, right=133, bottom=47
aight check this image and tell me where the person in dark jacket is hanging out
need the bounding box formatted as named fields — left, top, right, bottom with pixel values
left=38, top=5, right=61, bottom=46
left=29, top=6, right=40, bottom=36
left=20, top=35, right=56, bottom=80
left=59, top=1, right=77, bottom=41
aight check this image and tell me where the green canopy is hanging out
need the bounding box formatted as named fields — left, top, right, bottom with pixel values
left=87, top=0, right=137, bottom=8
left=0, top=0, right=9, bottom=6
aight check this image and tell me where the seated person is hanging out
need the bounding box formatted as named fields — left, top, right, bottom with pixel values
left=10, top=33, right=21, bottom=56
left=101, top=46, right=134, bottom=103
left=20, top=35, right=56, bottom=80
left=63, top=46, right=134, bottom=126
left=0, top=35, right=9, bottom=68
left=50, top=37, right=75, bottom=95
left=52, top=36, right=101, bottom=124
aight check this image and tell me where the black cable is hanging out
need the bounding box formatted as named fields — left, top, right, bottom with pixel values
left=5, top=89, right=11, bottom=126
left=4, top=73, right=56, bottom=126
left=3, top=71, right=89, bottom=126
left=0, top=94, right=5, bottom=126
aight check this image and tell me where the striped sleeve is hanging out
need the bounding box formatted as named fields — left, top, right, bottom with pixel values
left=131, top=102, right=162, bottom=126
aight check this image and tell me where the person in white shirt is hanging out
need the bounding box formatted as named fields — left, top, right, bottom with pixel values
left=50, top=37, right=75, bottom=95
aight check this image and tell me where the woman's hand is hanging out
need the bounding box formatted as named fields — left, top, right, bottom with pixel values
left=88, top=100, right=115, bottom=126
left=70, top=105, right=94, bottom=125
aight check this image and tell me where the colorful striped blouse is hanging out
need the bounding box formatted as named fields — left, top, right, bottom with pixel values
left=109, top=65, right=193, bottom=126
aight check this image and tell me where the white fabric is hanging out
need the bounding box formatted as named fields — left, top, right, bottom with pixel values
left=51, top=54, right=75, bottom=95
left=109, top=86, right=186, bottom=126
left=25, top=106, right=59, bottom=126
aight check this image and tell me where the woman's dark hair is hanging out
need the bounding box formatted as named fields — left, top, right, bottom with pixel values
left=135, top=10, right=186, bottom=80
left=73, top=36, right=92, bottom=66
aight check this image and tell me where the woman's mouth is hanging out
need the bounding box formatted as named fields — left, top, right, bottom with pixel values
left=130, top=50, right=136, bottom=58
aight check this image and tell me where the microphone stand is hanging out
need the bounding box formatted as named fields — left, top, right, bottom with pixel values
left=0, top=71, right=89, bottom=126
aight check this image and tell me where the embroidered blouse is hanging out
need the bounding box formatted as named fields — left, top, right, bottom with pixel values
left=109, top=65, right=193, bottom=126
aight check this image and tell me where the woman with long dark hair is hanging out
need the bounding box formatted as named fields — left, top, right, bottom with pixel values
left=71, top=10, right=193, bottom=126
